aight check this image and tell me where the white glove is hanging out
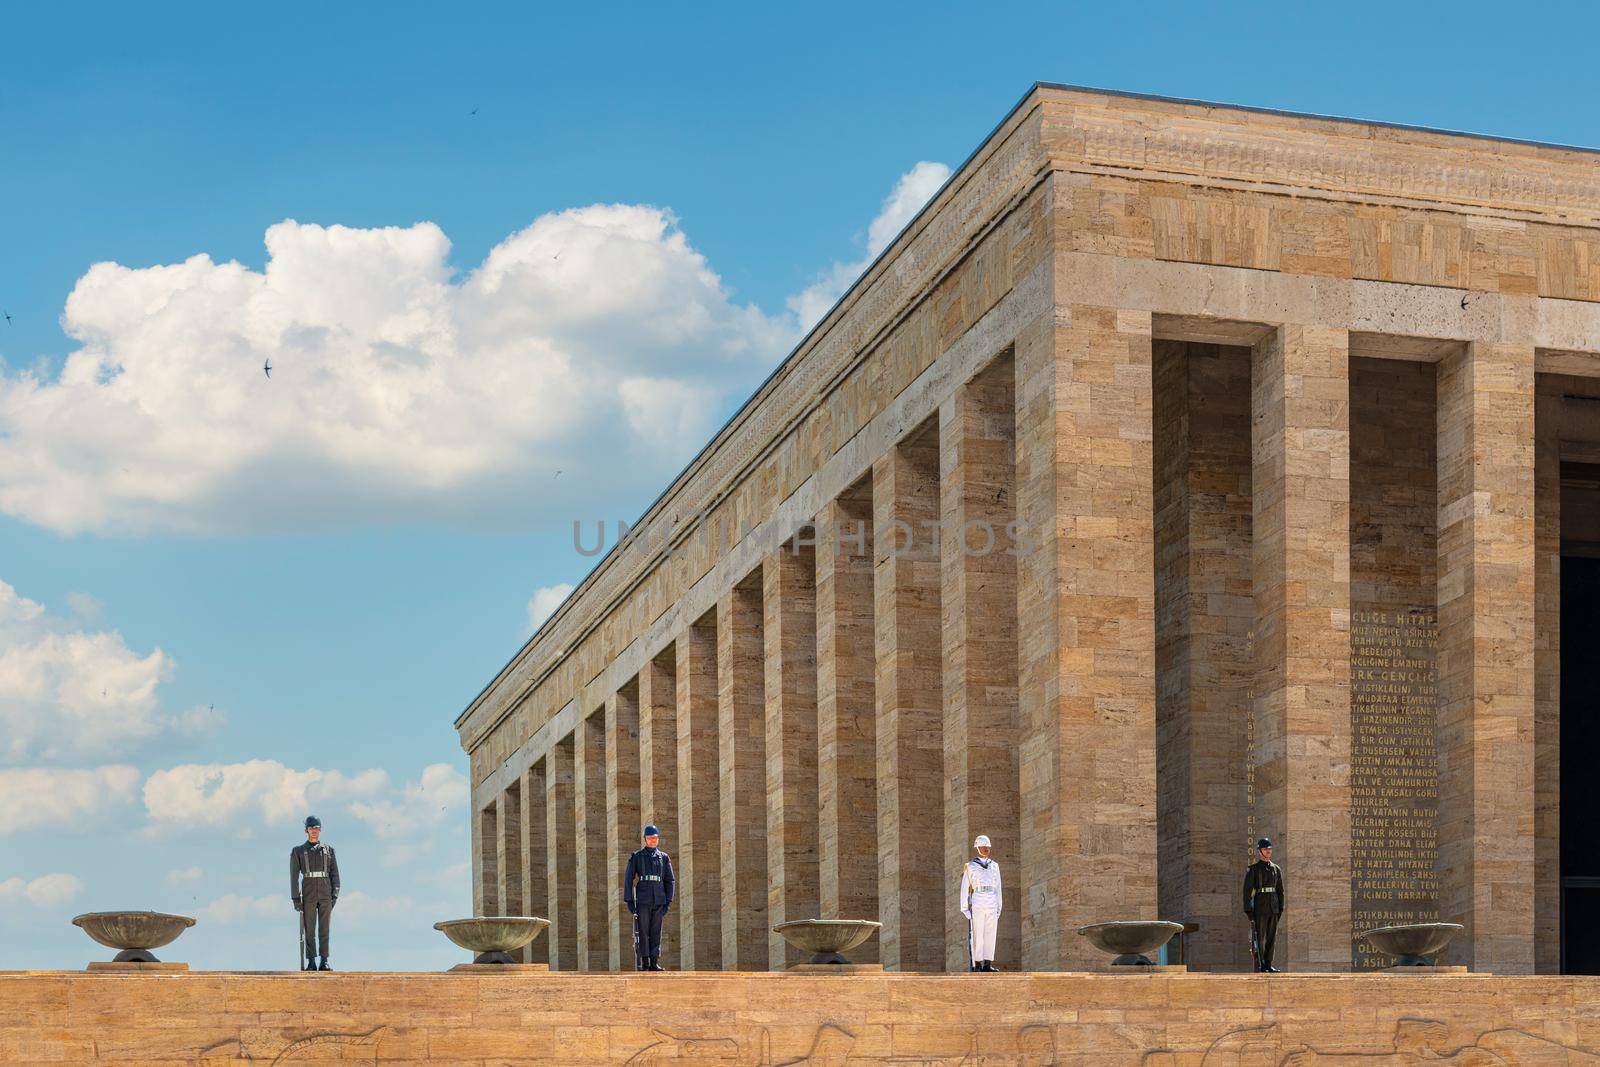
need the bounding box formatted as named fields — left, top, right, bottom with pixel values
left=961, top=910, right=972, bottom=922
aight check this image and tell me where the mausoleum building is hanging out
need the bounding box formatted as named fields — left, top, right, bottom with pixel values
left=455, top=84, right=1600, bottom=974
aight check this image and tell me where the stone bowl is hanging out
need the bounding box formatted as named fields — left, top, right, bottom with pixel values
left=772, top=919, right=882, bottom=965
left=1076, top=920, right=1186, bottom=966
left=72, top=911, right=196, bottom=963
left=434, top=917, right=550, bottom=965
left=1359, top=922, right=1464, bottom=967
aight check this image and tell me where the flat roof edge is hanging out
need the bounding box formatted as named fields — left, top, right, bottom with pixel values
left=1032, top=81, right=1600, bottom=157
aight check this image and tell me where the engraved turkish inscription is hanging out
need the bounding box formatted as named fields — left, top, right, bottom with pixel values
left=1350, top=608, right=1440, bottom=969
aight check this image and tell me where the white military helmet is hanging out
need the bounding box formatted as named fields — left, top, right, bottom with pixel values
left=973, top=834, right=991, bottom=848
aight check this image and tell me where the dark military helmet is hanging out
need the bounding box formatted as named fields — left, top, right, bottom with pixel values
left=1256, top=837, right=1272, bottom=849
left=642, top=824, right=660, bottom=838
left=305, top=815, right=322, bottom=830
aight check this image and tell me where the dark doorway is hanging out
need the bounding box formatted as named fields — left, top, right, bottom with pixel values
left=1562, top=553, right=1600, bottom=973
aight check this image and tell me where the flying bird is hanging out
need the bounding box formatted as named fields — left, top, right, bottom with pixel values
left=3, top=310, right=12, bottom=325
left=470, top=107, right=479, bottom=116
left=263, top=359, right=272, bottom=379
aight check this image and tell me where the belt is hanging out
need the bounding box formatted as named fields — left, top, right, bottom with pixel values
left=641, top=875, right=662, bottom=881
left=305, top=871, right=328, bottom=878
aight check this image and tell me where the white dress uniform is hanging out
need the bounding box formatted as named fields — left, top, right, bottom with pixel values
left=958, top=853, right=1002, bottom=968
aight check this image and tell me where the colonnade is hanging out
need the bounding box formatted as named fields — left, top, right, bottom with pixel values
left=473, top=306, right=1566, bottom=974
left=477, top=350, right=1024, bottom=971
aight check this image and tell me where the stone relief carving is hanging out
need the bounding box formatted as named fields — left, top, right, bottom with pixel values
left=621, top=1021, right=1061, bottom=1065
left=191, top=1023, right=388, bottom=1064
left=619, top=1018, right=1600, bottom=1067
left=1141, top=1019, right=1600, bottom=1067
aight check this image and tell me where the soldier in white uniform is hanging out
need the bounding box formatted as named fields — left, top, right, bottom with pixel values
left=958, top=833, right=1002, bottom=972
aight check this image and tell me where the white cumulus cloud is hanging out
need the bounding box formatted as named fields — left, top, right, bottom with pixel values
left=63, top=592, right=104, bottom=623
left=0, top=766, right=139, bottom=834
left=349, top=763, right=469, bottom=864
left=0, top=873, right=85, bottom=908
left=335, top=890, right=424, bottom=929
left=197, top=893, right=281, bottom=925
left=525, top=583, right=575, bottom=634
left=143, top=759, right=389, bottom=833
left=0, top=578, right=220, bottom=763
left=0, top=163, right=950, bottom=536
left=166, top=866, right=204, bottom=885
left=788, top=161, right=951, bottom=330
left=0, top=206, right=794, bottom=535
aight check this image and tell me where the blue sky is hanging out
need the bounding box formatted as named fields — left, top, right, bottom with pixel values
left=2, top=2, right=1597, bottom=971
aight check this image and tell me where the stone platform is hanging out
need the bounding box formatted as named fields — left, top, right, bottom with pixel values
left=4, top=971, right=1599, bottom=1063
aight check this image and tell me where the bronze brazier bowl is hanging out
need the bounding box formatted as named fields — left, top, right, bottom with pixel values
left=433, top=917, right=550, bottom=965
left=1076, top=920, right=1186, bottom=966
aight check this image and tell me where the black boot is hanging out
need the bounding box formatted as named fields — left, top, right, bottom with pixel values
left=984, top=961, right=998, bottom=972
left=302, top=961, right=316, bottom=971
left=318, top=958, right=332, bottom=971
left=648, top=956, right=664, bottom=971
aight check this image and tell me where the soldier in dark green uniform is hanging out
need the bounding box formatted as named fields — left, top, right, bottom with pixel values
left=1242, top=836, right=1284, bottom=972
left=291, top=815, right=340, bottom=971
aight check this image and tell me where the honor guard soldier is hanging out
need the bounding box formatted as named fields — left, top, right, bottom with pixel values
left=623, top=824, right=674, bottom=971
left=291, top=815, right=340, bottom=971
left=1242, top=836, right=1285, bottom=972
left=958, top=834, right=1002, bottom=972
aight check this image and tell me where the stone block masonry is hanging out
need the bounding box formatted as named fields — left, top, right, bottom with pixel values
left=8, top=972, right=1600, bottom=1063
left=459, top=83, right=1600, bottom=972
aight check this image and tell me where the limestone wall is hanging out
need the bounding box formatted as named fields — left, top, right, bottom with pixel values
left=7, top=971, right=1600, bottom=1064
left=457, top=84, right=1600, bottom=974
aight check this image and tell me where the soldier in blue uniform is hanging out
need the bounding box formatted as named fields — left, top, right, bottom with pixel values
left=623, top=824, right=675, bottom=971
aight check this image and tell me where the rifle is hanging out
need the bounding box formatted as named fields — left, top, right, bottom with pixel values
left=297, top=908, right=306, bottom=973
left=1247, top=915, right=1260, bottom=972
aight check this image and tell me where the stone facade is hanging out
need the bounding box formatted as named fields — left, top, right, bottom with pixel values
left=459, top=85, right=1600, bottom=973
left=11, top=971, right=1600, bottom=1063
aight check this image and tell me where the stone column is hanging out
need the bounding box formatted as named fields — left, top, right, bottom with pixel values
left=575, top=711, right=610, bottom=970
left=676, top=616, right=722, bottom=969
left=1153, top=338, right=1194, bottom=966
left=1250, top=323, right=1352, bottom=973
left=765, top=539, right=819, bottom=967
left=1015, top=304, right=1158, bottom=970
left=545, top=743, right=576, bottom=970
left=1534, top=386, right=1562, bottom=975
left=873, top=420, right=945, bottom=971
left=638, top=651, right=680, bottom=964
left=498, top=781, right=523, bottom=918
left=607, top=685, right=641, bottom=970
left=939, top=354, right=1020, bottom=972
left=1436, top=341, right=1537, bottom=974
left=474, top=800, right=498, bottom=917
left=719, top=575, right=769, bottom=970
left=816, top=482, right=879, bottom=960
left=523, top=764, right=548, bottom=964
